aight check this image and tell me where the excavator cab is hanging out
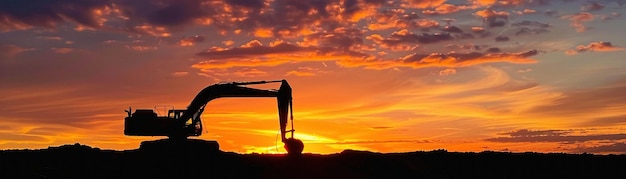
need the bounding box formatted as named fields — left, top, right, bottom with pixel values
left=124, top=107, right=202, bottom=137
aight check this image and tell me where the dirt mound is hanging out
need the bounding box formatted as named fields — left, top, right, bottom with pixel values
left=1, top=143, right=625, bottom=179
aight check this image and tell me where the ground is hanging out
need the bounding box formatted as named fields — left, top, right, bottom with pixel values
left=1, top=143, right=625, bottom=179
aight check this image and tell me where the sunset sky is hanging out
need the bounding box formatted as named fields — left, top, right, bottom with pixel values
left=1, top=0, right=626, bottom=154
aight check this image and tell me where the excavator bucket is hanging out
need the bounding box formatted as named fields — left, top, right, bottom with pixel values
left=284, top=138, right=304, bottom=155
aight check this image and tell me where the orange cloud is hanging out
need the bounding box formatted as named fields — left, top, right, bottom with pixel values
left=514, top=9, right=536, bottom=15
left=562, top=12, right=594, bottom=32
left=475, top=8, right=510, bottom=27
left=130, top=25, right=172, bottom=37
left=241, top=40, right=264, bottom=48
left=414, top=19, right=440, bottom=29
left=473, top=0, right=497, bottom=6
left=254, top=28, right=273, bottom=38
left=367, top=9, right=414, bottom=30
left=286, top=66, right=324, bottom=77
left=178, top=35, right=206, bottom=47
left=233, top=68, right=268, bottom=77
left=422, top=4, right=477, bottom=15
left=403, top=0, right=446, bottom=8
left=439, top=68, right=457, bottom=76
left=170, top=71, right=189, bottom=77
left=221, top=40, right=234, bottom=46
left=565, top=41, right=624, bottom=55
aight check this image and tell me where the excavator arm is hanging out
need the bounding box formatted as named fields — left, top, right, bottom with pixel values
left=173, top=80, right=292, bottom=142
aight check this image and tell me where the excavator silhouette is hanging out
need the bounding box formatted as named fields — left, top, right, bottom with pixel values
left=124, top=79, right=304, bottom=155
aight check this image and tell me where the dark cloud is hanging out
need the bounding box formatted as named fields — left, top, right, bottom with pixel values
left=225, top=0, right=265, bottom=10
left=489, top=0, right=552, bottom=7
left=544, top=9, right=558, bottom=16
left=495, top=36, right=509, bottom=42
left=574, top=142, right=626, bottom=154
left=442, top=25, right=463, bottom=33
left=306, top=27, right=365, bottom=50
left=142, top=0, right=212, bottom=27
left=581, top=2, right=604, bottom=12
left=514, top=27, right=549, bottom=36
left=0, top=0, right=110, bottom=30
left=415, top=32, right=454, bottom=43
left=348, top=49, right=539, bottom=69
left=512, top=20, right=550, bottom=28
left=0, top=0, right=344, bottom=35
left=486, top=47, right=501, bottom=53
left=367, top=30, right=454, bottom=50
left=486, top=129, right=626, bottom=143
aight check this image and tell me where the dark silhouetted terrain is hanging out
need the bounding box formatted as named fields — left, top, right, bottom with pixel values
left=2, top=142, right=625, bottom=179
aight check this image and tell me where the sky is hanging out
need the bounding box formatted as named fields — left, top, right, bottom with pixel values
left=1, top=0, right=626, bottom=154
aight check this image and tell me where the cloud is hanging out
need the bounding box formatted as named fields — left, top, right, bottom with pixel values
left=232, top=68, right=267, bottom=77
left=338, top=49, right=538, bottom=70
left=442, top=25, right=463, bottom=33
left=473, top=0, right=551, bottom=7
left=574, top=142, right=626, bottom=154
left=581, top=2, right=604, bottom=12
left=512, top=20, right=550, bottom=28
left=403, top=0, right=446, bottom=9
left=126, top=25, right=172, bottom=37
left=422, top=4, right=476, bottom=15
left=367, top=29, right=454, bottom=51
left=302, top=27, right=366, bottom=50
left=495, top=36, right=510, bottom=42
left=0, top=0, right=110, bottom=31
left=286, top=66, right=323, bottom=77
left=196, top=42, right=306, bottom=59
left=170, top=71, right=189, bottom=76
left=565, top=41, right=624, bottom=55
left=36, top=36, right=64, bottom=41
left=193, top=40, right=369, bottom=70
left=0, top=45, right=35, bottom=58
left=438, top=68, right=457, bottom=76
left=526, top=77, right=626, bottom=119
left=486, top=129, right=626, bottom=143
left=562, top=12, right=594, bottom=32
left=178, top=35, right=206, bottom=46
left=225, top=0, right=265, bottom=10
left=125, top=45, right=158, bottom=51
left=474, top=8, right=509, bottom=27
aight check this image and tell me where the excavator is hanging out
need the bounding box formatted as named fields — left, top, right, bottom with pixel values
left=123, top=79, right=304, bottom=155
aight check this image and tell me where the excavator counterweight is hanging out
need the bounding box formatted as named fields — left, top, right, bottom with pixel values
left=123, top=79, right=303, bottom=155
